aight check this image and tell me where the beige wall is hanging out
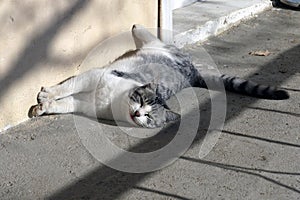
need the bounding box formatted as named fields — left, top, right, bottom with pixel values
left=0, top=0, right=158, bottom=131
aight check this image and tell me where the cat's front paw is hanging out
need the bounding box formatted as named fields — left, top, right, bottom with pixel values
left=37, top=87, right=54, bottom=103
left=29, top=101, right=51, bottom=117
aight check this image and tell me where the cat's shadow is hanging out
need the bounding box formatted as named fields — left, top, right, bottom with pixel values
left=76, top=113, right=182, bottom=153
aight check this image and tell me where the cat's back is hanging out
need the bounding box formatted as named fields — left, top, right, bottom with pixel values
left=105, top=45, right=200, bottom=91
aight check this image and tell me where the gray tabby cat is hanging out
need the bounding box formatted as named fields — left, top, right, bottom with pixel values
left=30, top=25, right=289, bottom=128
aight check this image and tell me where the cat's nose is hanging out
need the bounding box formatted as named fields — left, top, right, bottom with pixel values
left=134, top=111, right=141, bottom=117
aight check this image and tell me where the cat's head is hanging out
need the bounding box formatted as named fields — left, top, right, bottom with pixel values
left=128, top=83, right=180, bottom=128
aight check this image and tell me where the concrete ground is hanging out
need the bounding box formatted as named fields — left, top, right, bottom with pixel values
left=1, top=4, right=300, bottom=200
left=173, top=0, right=272, bottom=47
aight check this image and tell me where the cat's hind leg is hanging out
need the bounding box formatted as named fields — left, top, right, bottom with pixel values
left=132, top=24, right=163, bottom=48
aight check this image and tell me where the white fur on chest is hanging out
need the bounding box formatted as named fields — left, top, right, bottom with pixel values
left=95, top=69, right=140, bottom=124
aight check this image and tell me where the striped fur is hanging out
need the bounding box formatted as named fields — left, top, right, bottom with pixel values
left=195, top=73, right=289, bottom=100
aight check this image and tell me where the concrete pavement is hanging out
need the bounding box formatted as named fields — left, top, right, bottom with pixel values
left=1, top=1, right=300, bottom=200
left=173, top=0, right=272, bottom=47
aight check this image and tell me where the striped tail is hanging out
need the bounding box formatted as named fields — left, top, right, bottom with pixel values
left=196, top=74, right=289, bottom=100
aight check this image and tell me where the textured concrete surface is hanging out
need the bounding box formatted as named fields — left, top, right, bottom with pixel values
left=173, top=0, right=272, bottom=47
left=1, top=7, right=300, bottom=200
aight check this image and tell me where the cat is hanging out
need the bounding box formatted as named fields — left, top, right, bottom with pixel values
left=29, top=24, right=289, bottom=128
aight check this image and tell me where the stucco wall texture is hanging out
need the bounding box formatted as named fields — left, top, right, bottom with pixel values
left=0, top=0, right=158, bottom=131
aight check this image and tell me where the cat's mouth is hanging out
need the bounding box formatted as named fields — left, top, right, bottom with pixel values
left=129, top=110, right=140, bottom=122
left=129, top=113, right=142, bottom=127
left=129, top=110, right=147, bottom=127
left=130, top=113, right=135, bottom=121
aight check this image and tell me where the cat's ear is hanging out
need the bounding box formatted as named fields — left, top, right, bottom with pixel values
left=165, top=110, right=181, bottom=123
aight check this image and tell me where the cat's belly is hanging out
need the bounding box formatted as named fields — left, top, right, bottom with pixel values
left=95, top=72, right=140, bottom=122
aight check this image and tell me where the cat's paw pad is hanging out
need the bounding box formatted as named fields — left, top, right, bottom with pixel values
left=30, top=101, right=53, bottom=117
left=30, top=103, right=46, bottom=117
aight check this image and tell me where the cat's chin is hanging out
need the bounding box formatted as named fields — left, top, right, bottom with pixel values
left=129, top=113, right=136, bottom=122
